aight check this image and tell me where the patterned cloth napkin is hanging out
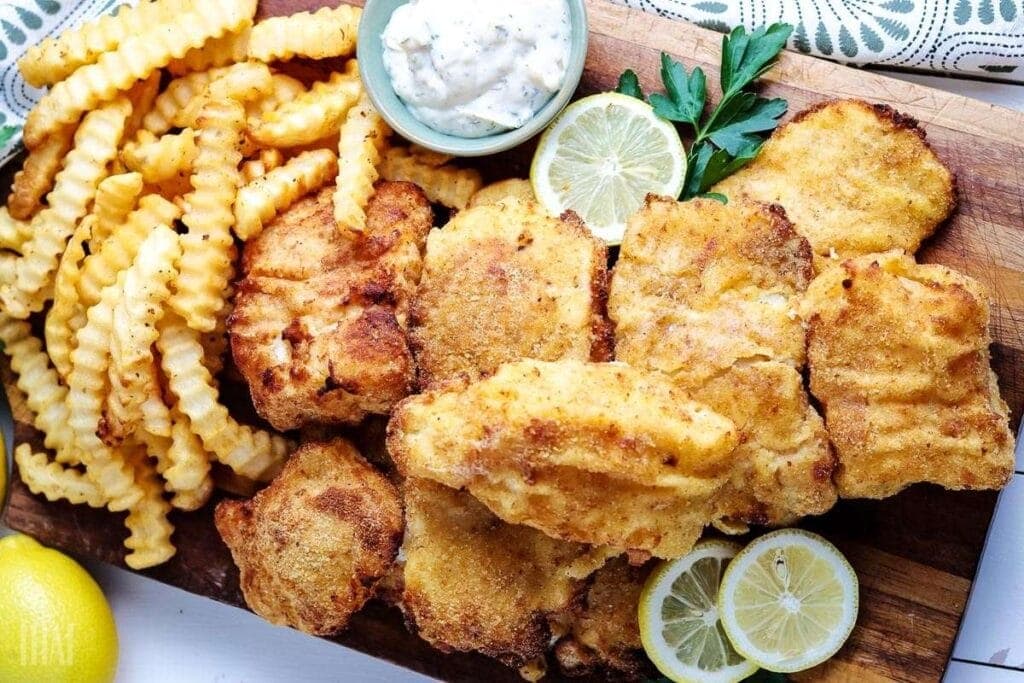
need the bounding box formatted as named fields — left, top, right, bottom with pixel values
left=1, top=0, right=1024, bottom=166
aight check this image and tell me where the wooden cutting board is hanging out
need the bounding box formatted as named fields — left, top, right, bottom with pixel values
left=3, top=1, right=1023, bottom=681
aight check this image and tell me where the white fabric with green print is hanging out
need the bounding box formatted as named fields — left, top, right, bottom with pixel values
left=0, top=0, right=137, bottom=167
left=0, top=0, right=1023, bottom=167
left=613, top=0, right=1024, bottom=80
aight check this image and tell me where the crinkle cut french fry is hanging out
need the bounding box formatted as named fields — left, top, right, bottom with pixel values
left=409, top=144, right=455, bottom=168
left=125, top=72, right=162, bottom=140
left=17, top=0, right=184, bottom=89
left=249, top=66, right=361, bottom=148
left=169, top=98, right=244, bottom=333
left=0, top=314, right=80, bottom=462
left=173, top=62, right=274, bottom=129
left=45, top=215, right=94, bottom=380
left=167, top=27, right=250, bottom=76
left=201, top=288, right=232, bottom=382
left=23, top=0, right=257, bottom=148
left=170, top=4, right=360, bottom=74
left=79, top=194, right=181, bottom=308
left=143, top=68, right=228, bottom=136
left=124, top=451, right=176, bottom=570
left=334, top=91, right=391, bottom=233
left=122, top=130, right=197, bottom=185
left=0, top=207, right=32, bottom=254
left=165, top=410, right=214, bottom=512
left=234, top=149, right=338, bottom=240
left=14, top=445, right=108, bottom=508
left=247, top=5, right=360, bottom=62
left=246, top=75, right=306, bottom=120
left=380, top=147, right=483, bottom=210
left=107, top=224, right=181, bottom=442
left=67, top=277, right=142, bottom=512
left=6, top=125, right=75, bottom=221
left=92, top=172, right=144, bottom=246
left=157, top=314, right=288, bottom=481
left=2, top=98, right=131, bottom=319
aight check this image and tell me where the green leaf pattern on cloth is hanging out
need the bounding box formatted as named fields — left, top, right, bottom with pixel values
left=613, top=0, right=1024, bottom=82
left=0, top=0, right=133, bottom=167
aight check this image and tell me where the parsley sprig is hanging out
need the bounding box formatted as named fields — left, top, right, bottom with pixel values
left=617, top=23, right=793, bottom=201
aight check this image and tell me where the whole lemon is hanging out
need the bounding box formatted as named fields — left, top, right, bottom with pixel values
left=0, top=534, right=118, bottom=683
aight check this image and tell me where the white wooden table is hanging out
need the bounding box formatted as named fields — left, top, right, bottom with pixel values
left=1, top=69, right=1022, bottom=683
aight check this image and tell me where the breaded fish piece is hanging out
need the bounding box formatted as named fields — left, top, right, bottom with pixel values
left=467, top=179, right=536, bottom=208
left=713, top=100, right=956, bottom=267
left=401, top=479, right=610, bottom=669
left=409, top=199, right=611, bottom=388
left=610, top=196, right=836, bottom=529
left=553, top=557, right=653, bottom=680
left=801, top=251, right=1014, bottom=498
left=230, top=182, right=432, bottom=430
left=388, top=359, right=739, bottom=559
left=215, top=439, right=403, bottom=635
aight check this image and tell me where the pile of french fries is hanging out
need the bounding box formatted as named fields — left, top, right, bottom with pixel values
left=0, top=0, right=483, bottom=569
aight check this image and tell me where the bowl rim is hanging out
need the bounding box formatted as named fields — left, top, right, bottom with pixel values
left=357, top=0, right=589, bottom=157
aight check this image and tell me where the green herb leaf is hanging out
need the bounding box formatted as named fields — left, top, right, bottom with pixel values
left=720, top=23, right=793, bottom=98
left=683, top=140, right=762, bottom=199
left=616, top=69, right=645, bottom=100
left=707, top=95, right=787, bottom=155
left=700, top=192, right=729, bottom=203
left=648, top=52, right=706, bottom=129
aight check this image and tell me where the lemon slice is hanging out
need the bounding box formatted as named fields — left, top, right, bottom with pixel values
left=531, top=92, right=686, bottom=244
left=639, top=540, right=758, bottom=683
left=718, top=529, right=859, bottom=673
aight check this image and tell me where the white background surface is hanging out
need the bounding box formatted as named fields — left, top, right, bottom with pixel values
left=2, top=71, right=1023, bottom=683
left=87, top=71, right=1024, bottom=683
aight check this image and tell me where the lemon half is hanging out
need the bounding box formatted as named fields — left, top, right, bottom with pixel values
left=639, top=540, right=758, bottom=683
left=718, top=529, right=859, bottom=673
left=531, top=92, right=687, bottom=244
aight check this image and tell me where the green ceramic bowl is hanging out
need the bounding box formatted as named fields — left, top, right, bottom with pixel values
left=357, top=0, right=589, bottom=157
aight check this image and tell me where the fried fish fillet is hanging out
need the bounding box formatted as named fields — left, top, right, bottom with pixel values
left=401, top=479, right=610, bottom=669
left=409, top=199, right=611, bottom=388
left=388, top=359, right=739, bottom=558
left=610, top=196, right=836, bottom=530
left=713, top=100, right=956, bottom=268
left=553, top=557, right=653, bottom=680
left=230, top=182, right=432, bottom=430
left=215, top=439, right=403, bottom=635
left=801, top=251, right=1014, bottom=498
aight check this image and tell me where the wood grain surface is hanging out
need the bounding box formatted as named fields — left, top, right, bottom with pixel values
left=3, top=1, right=1023, bottom=681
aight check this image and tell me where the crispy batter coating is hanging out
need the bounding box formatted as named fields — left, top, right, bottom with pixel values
left=230, top=183, right=432, bottom=430
left=388, top=359, right=739, bottom=559
left=801, top=251, right=1015, bottom=498
left=713, top=100, right=956, bottom=268
left=611, top=196, right=811, bottom=386
left=409, top=199, right=611, bottom=388
left=214, top=439, right=403, bottom=635
left=401, top=479, right=609, bottom=668
left=610, top=196, right=836, bottom=529
left=553, top=557, right=653, bottom=680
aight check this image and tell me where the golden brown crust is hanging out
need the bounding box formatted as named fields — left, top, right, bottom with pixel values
left=801, top=250, right=1015, bottom=498
left=400, top=479, right=609, bottom=668
left=554, top=557, right=655, bottom=680
left=214, top=439, right=403, bottom=635
left=610, top=195, right=836, bottom=529
left=408, top=200, right=611, bottom=389
left=713, top=99, right=956, bottom=267
left=387, top=359, right=739, bottom=559
left=230, top=182, right=432, bottom=430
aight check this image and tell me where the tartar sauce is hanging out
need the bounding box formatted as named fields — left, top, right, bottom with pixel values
left=381, top=0, right=572, bottom=138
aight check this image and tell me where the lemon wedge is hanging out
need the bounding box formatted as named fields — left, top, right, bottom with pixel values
left=718, top=529, right=859, bottom=673
left=531, top=92, right=687, bottom=244
left=639, top=540, right=758, bottom=683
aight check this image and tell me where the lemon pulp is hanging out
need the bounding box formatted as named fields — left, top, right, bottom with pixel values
left=531, top=92, right=686, bottom=244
